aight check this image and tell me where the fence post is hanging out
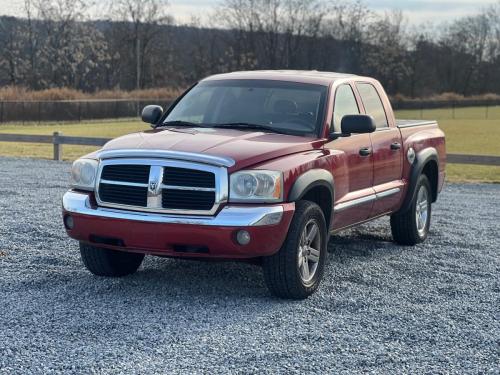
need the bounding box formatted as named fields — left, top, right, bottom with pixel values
left=0, top=101, right=3, bottom=123
left=38, top=101, right=41, bottom=124
left=53, top=131, right=62, bottom=161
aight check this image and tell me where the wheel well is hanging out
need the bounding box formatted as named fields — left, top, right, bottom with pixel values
left=301, top=186, right=333, bottom=228
left=422, top=160, right=438, bottom=202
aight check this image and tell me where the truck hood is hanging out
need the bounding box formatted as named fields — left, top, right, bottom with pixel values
left=100, top=127, right=323, bottom=170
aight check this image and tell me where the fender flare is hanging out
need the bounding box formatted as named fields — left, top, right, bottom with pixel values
left=288, top=169, right=334, bottom=202
left=399, top=147, right=438, bottom=213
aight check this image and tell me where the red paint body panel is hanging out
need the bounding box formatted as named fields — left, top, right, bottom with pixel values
left=396, top=124, right=447, bottom=210
left=70, top=71, right=446, bottom=259
left=101, top=128, right=324, bottom=173
left=325, top=134, right=375, bottom=226
left=64, top=202, right=295, bottom=259
left=371, top=129, right=403, bottom=187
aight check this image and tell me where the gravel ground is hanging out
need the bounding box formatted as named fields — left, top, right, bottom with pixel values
left=0, top=156, right=499, bottom=374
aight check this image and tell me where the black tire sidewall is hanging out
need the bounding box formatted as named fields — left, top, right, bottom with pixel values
left=268, top=200, right=328, bottom=298
left=294, top=205, right=328, bottom=290
left=79, top=242, right=144, bottom=277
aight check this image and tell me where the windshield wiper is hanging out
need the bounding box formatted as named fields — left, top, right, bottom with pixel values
left=162, top=120, right=205, bottom=127
left=211, top=122, right=292, bottom=135
left=162, top=120, right=299, bottom=136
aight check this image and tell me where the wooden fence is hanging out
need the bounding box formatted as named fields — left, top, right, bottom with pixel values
left=0, top=132, right=109, bottom=161
left=0, top=132, right=499, bottom=166
left=0, top=99, right=498, bottom=123
left=0, top=100, right=172, bottom=123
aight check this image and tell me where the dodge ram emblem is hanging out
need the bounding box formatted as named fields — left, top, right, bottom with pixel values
left=149, top=181, right=158, bottom=191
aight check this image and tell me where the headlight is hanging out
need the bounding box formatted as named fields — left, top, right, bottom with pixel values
left=71, top=159, right=99, bottom=191
left=230, top=170, right=283, bottom=202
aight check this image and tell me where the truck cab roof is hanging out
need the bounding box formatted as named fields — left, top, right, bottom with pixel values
left=202, top=70, right=361, bottom=86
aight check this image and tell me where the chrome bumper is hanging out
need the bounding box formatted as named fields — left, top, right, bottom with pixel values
left=62, top=191, right=286, bottom=227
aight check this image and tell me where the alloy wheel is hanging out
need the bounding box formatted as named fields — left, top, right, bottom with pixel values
left=298, top=219, right=322, bottom=283
left=415, top=185, right=430, bottom=237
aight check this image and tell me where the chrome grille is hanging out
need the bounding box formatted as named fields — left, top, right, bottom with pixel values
left=101, top=164, right=150, bottom=183
left=96, top=159, right=228, bottom=215
left=99, top=183, right=148, bottom=207
left=162, top=189, right=215, bottom=210
left=163, top=167, right=215, bottom=188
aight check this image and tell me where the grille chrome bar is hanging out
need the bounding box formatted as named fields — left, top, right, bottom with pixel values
left=95, top=158, right=228, bottom=216
left=161, top=184, right=216, bottom=192
left=97, top=149, right=235, bottom=167
left=98, top=180, right=217, bottom=192
left=100, top=179, right=149, bottom=187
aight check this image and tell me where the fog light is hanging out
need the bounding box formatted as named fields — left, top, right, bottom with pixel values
left=64, top=215, right=74, bottom=230
left=236, top=230, right=251, bottom=245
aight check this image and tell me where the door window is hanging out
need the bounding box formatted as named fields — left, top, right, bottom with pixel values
left=357, top=83, right=388, bottom=128
left=332, top=85, right=360, bottom=132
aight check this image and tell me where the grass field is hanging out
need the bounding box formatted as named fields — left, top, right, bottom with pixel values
left=0, top=107, right=498, bottom=182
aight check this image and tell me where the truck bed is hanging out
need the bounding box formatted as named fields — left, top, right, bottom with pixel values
left=396, top=119, right=437, bottom=128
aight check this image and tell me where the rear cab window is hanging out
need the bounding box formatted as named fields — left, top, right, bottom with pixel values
left=356, top=83, right=388, bottom=129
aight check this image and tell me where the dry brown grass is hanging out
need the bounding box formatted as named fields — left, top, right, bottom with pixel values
left=2, top=86, right=499, bottom=103
left=0, top=86, right=184, bottom=101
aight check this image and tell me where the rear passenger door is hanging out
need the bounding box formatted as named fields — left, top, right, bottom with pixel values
left=356, top=82, right=403, bottom=215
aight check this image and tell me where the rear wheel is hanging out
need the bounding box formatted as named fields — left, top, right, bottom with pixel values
left=391, top=174, right=432, bottom=245
left=262, top=200, right=327, bottom=299
left=79, top=243, right=144, bottom=277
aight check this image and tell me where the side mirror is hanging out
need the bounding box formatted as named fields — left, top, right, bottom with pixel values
left=141, top=105, right=164, bottom=127
left=341, top=115, right=376, bottom=135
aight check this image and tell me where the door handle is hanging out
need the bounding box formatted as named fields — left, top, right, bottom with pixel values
left=390, top=142, right=401, bottom=150
left=359, top=147, right=372, bottom=156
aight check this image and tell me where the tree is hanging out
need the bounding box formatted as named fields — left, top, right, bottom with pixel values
left=21, top=0, right=111, bottom=89
left=0, top=18, right=28, bottom=85
left=439, top=13, right=491, bottom=95
left=111, top=0, right=173, bottom=89
left=218, top=0, right=328, bottom=69
left=324, top=0, right=373, bottom=73
left=363, top=10, right=409, bottom=95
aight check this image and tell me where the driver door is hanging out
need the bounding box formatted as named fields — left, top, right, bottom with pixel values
left=325, top=84, right=375, bottom=229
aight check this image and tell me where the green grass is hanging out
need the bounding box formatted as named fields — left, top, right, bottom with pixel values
left=0, top=120, right=149, bottom=160
left=0, top=107, right=499, bottom=182
left=396, top=107, right=500, bottom=183
left=396, top=105, right=500, bottom=121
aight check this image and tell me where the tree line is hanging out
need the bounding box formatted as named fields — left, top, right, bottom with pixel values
left=0, top=0, right=499, bottom=98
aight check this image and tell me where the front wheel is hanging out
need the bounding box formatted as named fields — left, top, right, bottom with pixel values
left=79, top=243, right=144, bottom=277
left=262, top=200, right=327, bottom=299
left=391, top=174, right=432, bottom=245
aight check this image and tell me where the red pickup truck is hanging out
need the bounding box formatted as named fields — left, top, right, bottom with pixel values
left=63, top=71, right=446, bottom=299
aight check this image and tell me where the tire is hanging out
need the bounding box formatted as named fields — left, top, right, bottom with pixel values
left=79, top=242, right=144, bottom=277
left=391, top=174, right=432, bottom=245
left=262, top=200, right=328, bottom=300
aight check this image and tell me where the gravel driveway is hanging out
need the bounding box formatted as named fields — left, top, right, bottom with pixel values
left=0, top=157, right=498, bottom=374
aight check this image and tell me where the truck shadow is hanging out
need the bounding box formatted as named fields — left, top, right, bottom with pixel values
left=20, top=220, right=413, bottom=309
left=327, top=220, right=407, bottom=260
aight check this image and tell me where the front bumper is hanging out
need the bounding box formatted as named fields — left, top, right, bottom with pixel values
left=62, top=191, right=295, bottom=258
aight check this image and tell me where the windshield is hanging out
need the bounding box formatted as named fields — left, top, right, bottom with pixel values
left=163, top=79, right=328, bottom=136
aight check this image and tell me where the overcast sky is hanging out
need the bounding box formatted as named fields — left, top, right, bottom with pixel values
left=0, top=0, right=497, bottom=25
